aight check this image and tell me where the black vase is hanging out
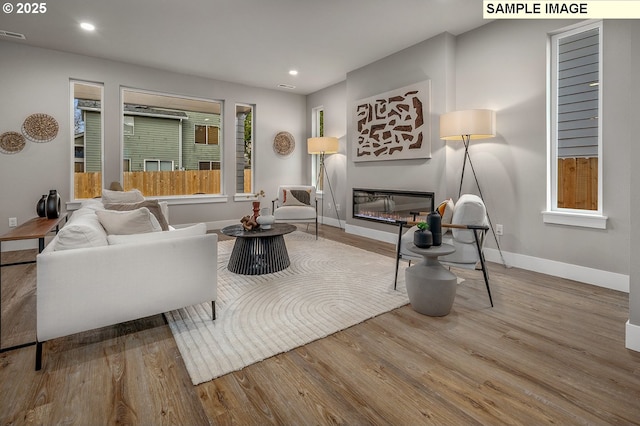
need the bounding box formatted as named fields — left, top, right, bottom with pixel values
left=36, top=195, right=47, bottom=217
left=46, top=189, right=60, bottom=219
left=413, top=229, right=433, bottom=249
left=427, top=210, right=442, bottom=246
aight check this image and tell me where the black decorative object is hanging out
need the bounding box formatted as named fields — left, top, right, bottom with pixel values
left=46, top=189, right=60, bottom=219
left=36, top=195, right=47, bottom=217
left=413, top=228, right=433, bottom=249
left=427, top=210, right=442, bottom=246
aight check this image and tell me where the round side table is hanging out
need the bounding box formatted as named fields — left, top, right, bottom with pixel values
left=405, top=243, right=457, bottom=316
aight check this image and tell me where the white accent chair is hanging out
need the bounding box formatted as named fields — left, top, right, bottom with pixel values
left=394, top=194, right=493, bottom=306
left=272, top=185, right=318, bottom=239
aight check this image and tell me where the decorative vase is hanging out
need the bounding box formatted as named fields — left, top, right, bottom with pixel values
left=256, top=207, right=275, bottom=229
left=427, top=210, right=442, bottom=246
left=252, top=201, right=261, bottom=220
left=36, top=195, right=47, bottom=217
left=413, top=229, right=433, bottom=249
left=46, top=189, right=60, bottom=219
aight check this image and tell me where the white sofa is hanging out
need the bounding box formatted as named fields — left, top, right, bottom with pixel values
left=35, top=197, right=217, bottom=370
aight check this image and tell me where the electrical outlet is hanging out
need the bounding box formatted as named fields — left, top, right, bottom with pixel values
left=336, top=204, right=341, bottom=211
left=9, top=217, right=17, bottom=227
left=495, top=224, right=504, bottom=236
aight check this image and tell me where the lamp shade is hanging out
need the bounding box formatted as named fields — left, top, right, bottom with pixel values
left=307, top=137, right=339, bottom=154
left=439, top=109, right=496, bottom=141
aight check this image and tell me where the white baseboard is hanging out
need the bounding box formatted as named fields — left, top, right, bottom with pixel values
left=345, top=223, right=629, bottom=293
left=626, top=321, right=640, bottom=352
left=483, top=248, right=629, bottom=293
left=318, top=216, right=344, bottom=229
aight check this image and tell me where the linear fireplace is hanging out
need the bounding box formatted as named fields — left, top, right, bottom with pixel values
left=353, top=188, right=435, bottom=224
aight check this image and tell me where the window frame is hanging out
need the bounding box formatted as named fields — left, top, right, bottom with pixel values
left=311, top=106, right=324, bottom=192
left=233, top=103, right=255, bottom=200
left=544, top=20, right=607, bottom=229
left=119, top=87, right=227, bottom=204
left=70, top=80, right=104, bottom=201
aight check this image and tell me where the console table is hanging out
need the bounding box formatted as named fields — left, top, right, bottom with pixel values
left=0, top=214, right=66, bottom=351
left=221, top=223, right=296, bottom=275
left=405, top=243, right=457, bottom=316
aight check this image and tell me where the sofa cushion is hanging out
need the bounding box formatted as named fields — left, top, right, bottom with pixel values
left=107, top=223, right=206, bottom=245
left=104, top=200, right=169, bottom=231
left=53, top=210, right=109, bottom=251
left=101, top=188, right=144, bottom=204
left=96, top=207, right=162, bottom=235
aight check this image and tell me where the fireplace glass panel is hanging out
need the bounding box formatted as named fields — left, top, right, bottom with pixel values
left=353, top=188, right=435, bottom=224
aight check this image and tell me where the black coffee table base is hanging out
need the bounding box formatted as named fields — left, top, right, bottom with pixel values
left=221, top=223, right=297, bottom=275
left=228, top=235, right=290, bottom=275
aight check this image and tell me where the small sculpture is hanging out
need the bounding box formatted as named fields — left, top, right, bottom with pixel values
left=240, top=215, right=259, bottom=231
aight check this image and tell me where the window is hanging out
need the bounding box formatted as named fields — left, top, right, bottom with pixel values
left=123, top=116, right=134, bottom=136
left=199, top=161, right=221, bottom=170
left=235, top=104, right=254, bottom=194
left=195, top=124, right=219, bottom=145
left=121, top=88, right=223, bottom=197
left=144, top=160, right=174, bottom=171
left=71, top=80, right=103, bottom=199
left=311, top=106, right=324, bottom=190
left=545, top=21, right=606, bottom=229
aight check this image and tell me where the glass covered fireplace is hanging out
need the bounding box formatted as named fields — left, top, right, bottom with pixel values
left=352, top=188, right=435, bottom=224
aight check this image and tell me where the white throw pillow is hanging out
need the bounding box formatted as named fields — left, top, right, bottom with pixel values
left=96, top=207, right=161, bottom=235
left=53, top=211, right=109, bottom=250
left=107, top=223, right=206, bottom=245
left=101, top=188, right=144, bottom=204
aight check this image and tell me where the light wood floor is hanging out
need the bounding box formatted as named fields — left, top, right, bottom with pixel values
left=2, top=224, right=640, bottom=425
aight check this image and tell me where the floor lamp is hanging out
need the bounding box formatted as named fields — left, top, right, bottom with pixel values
left=440, top=109, right=507, bottom=267
left=307, top=137, right=341, bottom=229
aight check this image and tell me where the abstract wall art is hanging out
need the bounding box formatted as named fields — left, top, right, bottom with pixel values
left=352, top=81, right=431, bottom=162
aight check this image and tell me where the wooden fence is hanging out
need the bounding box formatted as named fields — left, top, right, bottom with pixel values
left=557, top=157, right=598, bottom=210
left=74, top=169, right=252, bottom=198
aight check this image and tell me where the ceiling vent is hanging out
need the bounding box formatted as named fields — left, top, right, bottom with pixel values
left=278, top=84, right=296, bottom=90
left=0, top=30, right=26, bottom=40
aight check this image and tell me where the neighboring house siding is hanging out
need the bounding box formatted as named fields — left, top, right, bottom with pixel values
left=182, top=111, right=221, bottom=170
left=124, top=115, right=180, bottom=171
left=85, top=111, right=102, bottom=172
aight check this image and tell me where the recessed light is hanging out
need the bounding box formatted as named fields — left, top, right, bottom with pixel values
left=288, top=70, right=298, bottom=76
left=80, top=22, right=95, bottom=31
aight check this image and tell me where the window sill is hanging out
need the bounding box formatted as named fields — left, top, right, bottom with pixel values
left=542, top=210, right=607, bottom=229
left=67, top=194, right=228, bottom=211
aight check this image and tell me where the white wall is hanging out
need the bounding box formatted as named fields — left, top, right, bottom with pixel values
left=0, top=41, right=306, bottom=242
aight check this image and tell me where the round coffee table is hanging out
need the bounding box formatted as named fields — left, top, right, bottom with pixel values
left=405, top=243, right=457, bottom=316
left=221, top=223, right=296, bottom=275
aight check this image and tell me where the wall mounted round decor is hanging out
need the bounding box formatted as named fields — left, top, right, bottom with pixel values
left=273, top=131, right=295, bottom=156
left=22, top=113, right=59, bottom=143
left=0, top=131, right=26, bottom=154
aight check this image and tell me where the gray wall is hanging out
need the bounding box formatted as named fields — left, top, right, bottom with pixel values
left=344, top=32, right=455, bottom=235
left=0, top=41, right=306, bottom=235
left=306, top=81, right=347, bottom=224
left=453, top=19, right=632, bottom=275
left=307, top=20, right=640, bottom=341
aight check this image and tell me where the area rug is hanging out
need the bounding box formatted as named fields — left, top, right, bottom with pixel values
left=165, top=231, right=409, bottom=385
